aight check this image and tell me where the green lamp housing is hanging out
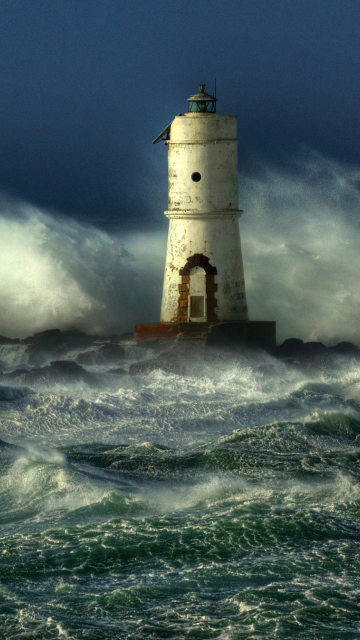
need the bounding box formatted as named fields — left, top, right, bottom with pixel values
left=187, top=84, right=217, bottom=113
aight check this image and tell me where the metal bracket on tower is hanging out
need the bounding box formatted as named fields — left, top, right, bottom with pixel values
left=153, top=123, right=171, bottom=144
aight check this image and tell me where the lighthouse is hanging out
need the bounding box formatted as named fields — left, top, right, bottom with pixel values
left=156, top=84, right=248, bottom=325
left=135, top=84, right=275, bottom=351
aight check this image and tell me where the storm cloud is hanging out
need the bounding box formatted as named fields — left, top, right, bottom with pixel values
left=1, top=2, right=360, bottom=342
left=1, top=1, right=360, bottom=227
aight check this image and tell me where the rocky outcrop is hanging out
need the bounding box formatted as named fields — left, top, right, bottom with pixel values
left=1, top=360, right=99, bottom=387
left=107, top=368, right=127, bottom=376
left=276, top=338, right=360, bottom=360
left=18, top=329, right=129, bottom=367
left=0, top=336, right=21, bottom=345
left=1, top=329, right=359, bottom=383
left=0, top=385, right=32, bottom=401
left=22, top=329, right=99, bottom=366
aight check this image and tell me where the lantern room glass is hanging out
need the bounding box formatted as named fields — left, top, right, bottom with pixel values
left=188, top=100, right=216, bottom=113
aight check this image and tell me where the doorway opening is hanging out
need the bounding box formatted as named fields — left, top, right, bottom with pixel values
left=178, top=254, right=217, bottom=323
left=189, top=267, right=206, bottom=322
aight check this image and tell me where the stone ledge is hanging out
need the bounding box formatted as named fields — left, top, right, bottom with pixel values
left=134, top=321, right=276, bottom=352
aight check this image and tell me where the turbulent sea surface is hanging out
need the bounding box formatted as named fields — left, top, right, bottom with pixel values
left=0, top=338, right=360, bottom=639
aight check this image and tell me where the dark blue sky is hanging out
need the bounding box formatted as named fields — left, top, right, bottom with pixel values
left=1, top=0, right=360, bottom=230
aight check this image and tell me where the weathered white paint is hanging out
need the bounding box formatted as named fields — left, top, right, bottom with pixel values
left=160, top=107, right=248, bottom=323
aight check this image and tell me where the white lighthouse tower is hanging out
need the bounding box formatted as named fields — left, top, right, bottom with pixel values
left=155, top=84, right=248, bottom=325
left=135, top=85, right=275, bottom=350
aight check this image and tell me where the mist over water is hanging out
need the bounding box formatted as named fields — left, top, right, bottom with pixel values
left=0, top=196, right=165, bottom=338
left=1, top=149, right=360, bottom=343
left=240, top=149, right=360, bottom=344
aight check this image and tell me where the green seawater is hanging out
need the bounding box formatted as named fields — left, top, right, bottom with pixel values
left=0, top=349, right=360, bottom=639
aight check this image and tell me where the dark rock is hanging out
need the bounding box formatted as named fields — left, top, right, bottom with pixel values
left=3, top=368, right=29, bottom=380
left=76, top=350, right=101, bottom=365
left=107, top=367, right=128, bottom=376
left=2, top=360, right=99, bottom=387
left=99, top=343, right=126, bottom=362
left=0, top=336, right=21, bottom=345
left=276, top=338, right=304, bottom=358
left=302, top=341, right=327, bottom=356
left=277, top=339, right=335, bottom=368
left=0, top=385, right=32, bottom=401
left=23, top=329, right=101, bottom=366
left=276, top=338, right=355, bottom=366
left=22, top=328, right=62, bottom=346
left=277, top=338, right=360, bottom=361
left=50, top=360, right=86, bottom=375
left=22, top=329, right=100, bottom=348
left=330, top=341, right=360, bottom=356
left=207, top=321, right=276, bottom=352
left=8, top=367, right=48, bottom=385
left=48, top=360, right=99, bottom=385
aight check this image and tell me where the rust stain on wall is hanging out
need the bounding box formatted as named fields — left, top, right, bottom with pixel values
left=177, top=279, right=189, bottom=321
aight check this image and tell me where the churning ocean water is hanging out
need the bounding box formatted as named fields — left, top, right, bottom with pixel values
left=0, top=338, right=360, bottom=639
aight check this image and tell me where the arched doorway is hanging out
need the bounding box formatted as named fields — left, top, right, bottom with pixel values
left=178, top=254, right=218, bottom=323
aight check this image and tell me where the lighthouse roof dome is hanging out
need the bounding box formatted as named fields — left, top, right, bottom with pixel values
left=187, top=84, right=217, bottom=113
left=187, top=84, right=216, bottom=102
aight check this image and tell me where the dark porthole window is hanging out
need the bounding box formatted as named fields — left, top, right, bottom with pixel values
left=191, top=172, right=201, bottom=182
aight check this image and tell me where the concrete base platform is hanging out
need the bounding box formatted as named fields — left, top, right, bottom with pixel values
left=134, top=321, right=276, bottom=353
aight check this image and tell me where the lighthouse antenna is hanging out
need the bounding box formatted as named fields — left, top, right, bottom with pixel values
left=214, top=77, right=216, bottom=100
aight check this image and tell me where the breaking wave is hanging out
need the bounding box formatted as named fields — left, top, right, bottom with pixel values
left=0, top=340, right=360, bottom=638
